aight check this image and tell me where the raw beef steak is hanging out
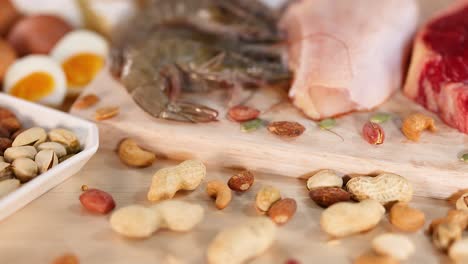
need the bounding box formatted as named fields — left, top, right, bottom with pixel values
left=404, top=0, right=468, bottom=133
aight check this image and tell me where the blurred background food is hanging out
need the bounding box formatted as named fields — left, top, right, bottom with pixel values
left=0, top=0, right=135, bottom=109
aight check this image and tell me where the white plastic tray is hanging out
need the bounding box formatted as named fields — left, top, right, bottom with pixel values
left=0, top=94, right=99, bottom=221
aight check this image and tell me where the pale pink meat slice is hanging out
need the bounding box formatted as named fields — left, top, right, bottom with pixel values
left=404, top=0, right=468, bottom=133
left=280, top=0, right=419, bottom=120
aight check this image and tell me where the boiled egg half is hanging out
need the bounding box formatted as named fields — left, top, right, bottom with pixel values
left=51, top=30, right=108, bottom=95
left=4, top=55, right=66, bottom=106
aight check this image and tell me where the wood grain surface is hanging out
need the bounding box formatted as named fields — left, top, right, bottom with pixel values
left=0, top=149, right=456, bottom=264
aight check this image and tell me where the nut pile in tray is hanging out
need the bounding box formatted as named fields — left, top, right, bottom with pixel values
left=0, top=106, right=80, bottom=199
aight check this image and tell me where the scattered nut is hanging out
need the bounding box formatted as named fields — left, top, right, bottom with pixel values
left=147, top=160, right=206, bottom=202
left=51, top=253, right=79, bottom=264
left=353, top=252, right=399, bottom=264
left=267, top=121, right=305, bottom=138
left=449, top=238, right=468, bottom=263
left=228, top=170, right=254, bottom=192
left=320, top=199, right=385, bottom=238
left=73, top=94, right=100, bottom=109
left=309, top=187, right=351, bottom=208
left=228, top=105, right=260, bottom=122
left=110, top=201, right=204, bottom=238
left=456, top=193, right=468, bottom=212
left=431, top=210, right=468, bottom=251
left=389, top=202, right=425, bottom=232
left=255, top=185, right=281, bottom=213
left=267, top=198, right=297, bottom=225
left=12, top=127, right=47, bottom=147
left=110, top=205, right=161, bottom=238
left=206, top=180, right=232, bottom=210
left=95, top=106, right=119, bottom=121
left=151, top=200, right=204, bottom=232
left=362, top=121, right=385, bottom=145
left=117, top=138, right=155, bottom=168
left=306, top=169, right=343, bottom=190
left=48, top=128, right=80, bottom=154
left=35, top=149, right=58, bottom=173
left=12, top=157, right=38, bottom=182
left=207, top=217, right=277, bottom=264
left=372, top=233, right=415, bottom=260
left=36, top=142, right=67, bottom=158
left=79, top=188, right=116, bottom=214
left=448, top=189, right=468, bottom=206
left=401, top=113, right=436, bottom=142
left=4, top=146, right=37, bottom=162
left=0, top=178, right=19, bottom=198
left=346, top=173, right=413, bottom=205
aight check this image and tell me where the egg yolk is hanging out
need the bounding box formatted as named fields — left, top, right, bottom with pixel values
left=62, top=53, right=104, bottom=88
left=10, top=72, right=54, bottom=101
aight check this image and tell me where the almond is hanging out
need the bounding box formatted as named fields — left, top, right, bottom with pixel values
left=309, top=187, right=351, bottom=208
left=267, top=198, right=297, bottom=225
left=228, top=170, right=254, bottom=192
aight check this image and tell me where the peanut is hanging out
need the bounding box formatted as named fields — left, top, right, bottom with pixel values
left=401, top=113, right=436, bottom=142
left=389, top=202, right=425, bottom=232
left=320, top=199, right=385, bottom=238
left=372, top=233, right=415, bottom=261
left=207, top=217, right=277, bottom=264
left=353, top=252, right=399, bottom=264
left=110, top=201, right=204, bottom=238
left=267, top=198, right=297, bottom=225
left=79, top=188, right=116, bottom=214
left=255, top=185, right=281, bottom=213
left=306, top=169, right=343, bottom=190
left=73, top=94, right=100, bottom=109
left=95, top=106, right=119, bottom=121
left=147, top=160, right=206, bottom=202
left=117, top=138, right=156, bottom=168
left=447, top=189, right=468, bottom=206
left=431, top=210, right=468, bottom=251
left=309, top=187, right=351, bottom=208
left=228, top=170, right=254, bottom=192
left=449, top=238, right=468, bottom=263
left=346, top=173, right=413, bottom=205
left=206, top=180, right=232, bottom=210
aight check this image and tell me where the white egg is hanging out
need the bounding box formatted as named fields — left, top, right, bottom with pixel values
left=4, top=55, right=66, bottom=106
left=51, top=30, right=109, bottom=94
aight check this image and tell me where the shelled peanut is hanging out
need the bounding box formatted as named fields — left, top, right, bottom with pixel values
left=0, top=106, right=81, bottom=199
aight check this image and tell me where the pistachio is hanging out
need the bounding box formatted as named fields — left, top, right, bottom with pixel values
left=37, top=142, right=67, bottom=158
left=48, top=129, right=80, bottom=154
left=35, top=150, right=58, bottom=173
left=0, top=162, right=13, bottom=181
left=12, top=158, right=38, bottom=182
left=4, top=146, right=37, bottom=162
left=12, top=127, right=47, bottom=147
left=0, top=179, right=20, bottom=198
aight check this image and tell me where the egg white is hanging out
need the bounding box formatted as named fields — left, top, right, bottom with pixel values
left=51, top=30, right=109, bottom=92
left=4, top=55, right=66, bottom=106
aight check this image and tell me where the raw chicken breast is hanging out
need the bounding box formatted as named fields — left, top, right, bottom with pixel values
left=404, top=0, right=468, bottom=133
left=280, top=0, right=419, bottom=120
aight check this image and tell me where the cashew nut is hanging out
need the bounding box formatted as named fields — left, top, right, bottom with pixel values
left=372, top=233, right=415, bottom=261
left=207, top=217, right=277, bottom=264
left=147, top=160, right=206, bottom=202
left=255, top=185, right=281, bottom=213
left=401, top=113, right=436, bottom=141
left=431, top=210, right=468, bottom=251
left=456, top=193, right=468, bottom=212
left=117, top=138, right=156, bottom=168
left=346, top=173, right=413, bottom=205
left=110, top=201, right=204, bottom=238
left=306, top=169, right=342, bottom=190
left=321, top=199, right=385, bottom=238
left=206, top=180, right=232, bottom=210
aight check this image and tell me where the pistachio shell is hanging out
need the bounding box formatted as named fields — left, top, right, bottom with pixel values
left=4, top=146, right=37, bottom=162
left=12, top=158, right=38, bottom=182
left=35, top=150, right=58, bottom=173
left=48, top=129, right=80, bottom=153
left=12, top=127, right=47, bottom=147
left=36, top=142, right=67, bottom=158
left=0, top=179, right=20, bottom=198
left=0, top=162, right=13, bottom=181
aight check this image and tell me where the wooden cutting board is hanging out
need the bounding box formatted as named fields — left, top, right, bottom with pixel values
left=70, top=70, right=468, bottom=199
